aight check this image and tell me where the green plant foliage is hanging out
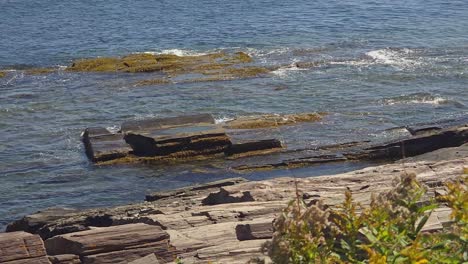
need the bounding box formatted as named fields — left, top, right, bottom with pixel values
left=264, top=173, right=468, bottom=264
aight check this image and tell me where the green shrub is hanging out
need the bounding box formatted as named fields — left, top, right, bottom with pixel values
left=263, top=173, right=467, bottom=263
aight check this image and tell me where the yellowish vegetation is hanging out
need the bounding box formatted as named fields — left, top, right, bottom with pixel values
left=225, top=113, right=324, bottom=129
left=25, top=68, right=56, bottom=75
left=65, top=51, right=272, bottom=85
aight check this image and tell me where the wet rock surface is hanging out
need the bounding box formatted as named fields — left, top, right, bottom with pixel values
left=81, top=114, right=467, bottom=172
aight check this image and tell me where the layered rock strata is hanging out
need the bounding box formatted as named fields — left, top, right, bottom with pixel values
left=5, top=144, right=467, bottom=263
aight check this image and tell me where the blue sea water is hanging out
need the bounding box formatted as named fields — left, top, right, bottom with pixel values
left=0, top=0, right=467, bottom=229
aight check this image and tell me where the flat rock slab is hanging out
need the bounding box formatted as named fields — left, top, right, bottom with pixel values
left=124, top=125, right=231, bottom=157
left=128, top=253, right=160, bottom=264
left=225, top=138, right=283, bottom=158
left=121, top=114, right=215, bottom=133
left=48, top=254, right=81, bottom=264
left=45, top=224, right=173, bottom=263
left=6, top=207, right=80, bottom=235
left=0, top=231, right=49, bottom=263
left=223, top=113, right=323, bottom=129
left=82, top=128, right=132, bottom=162
left=236, top=222, right=273, bottom=241
left=3, top=256, right=52, bottom=264
left=350, top=125, right=468, bottom=160
left=146, top=177, right=247, bottom=202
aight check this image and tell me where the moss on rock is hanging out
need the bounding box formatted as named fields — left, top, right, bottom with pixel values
left=66, top=52, right=248, bottom=74
left=25, top=68, right=56, bottom=75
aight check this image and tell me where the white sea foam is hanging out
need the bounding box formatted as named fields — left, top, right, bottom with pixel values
left=106, top=125, right=120, bottom=133
left=143, top=49, right=208, bottom=57
left=365, top=48, right=422, bottom=69
left=271, top=61, right=307, bottom=78
left=214, top=116, right=235, bottom=124
left=246, top=47, right=291, bottom=58
left=329, top=60, right=372, bottom=66
left=383, top=94, right=450, bottom=106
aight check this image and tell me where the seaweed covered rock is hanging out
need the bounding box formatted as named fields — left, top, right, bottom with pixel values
left=65, top=51, right=273, bottom=85
left=224, top=113, right=324, bottom=129
left=67, top=52, right=259, bottom=75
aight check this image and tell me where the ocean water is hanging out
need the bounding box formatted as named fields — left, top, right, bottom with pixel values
left=0, top=0, right=467, bottom=230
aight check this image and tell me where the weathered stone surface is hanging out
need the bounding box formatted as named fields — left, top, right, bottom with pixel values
left=44, top=224, right=170, bottom=256
left=6, top=207, right=80, bottom=234
left=82, top=128, right=132, bottom=162
left=146, top=177, right=247, bottom=202
left=348, top=125, right=468, bottom=160
left=124, top=125, right=231, bottom=158
left=236, top=222, right=273, bottom=241
left=81, top=247, right=168, bottom=264
left=121, top=114, right=215, bottom=133
left=0, top=231, right=49, bottom=263
left=201, top=188, right=255, bottom=205
left=225, top=138, right=283, bottom=158
left=48, top=254, right=81, bottom=264
left=232, top=153, right=347, bottom=171
left=128, top=253, right=160, bottom=264
left=3, top=256, right=52, bottom=264
left=6, top=144, right=467, bottom=263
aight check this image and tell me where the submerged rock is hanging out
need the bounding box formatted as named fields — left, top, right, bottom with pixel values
left=121, top=114, right=215, bottom=133
left=0, top=71, right=6, bottom=78
left=224, top=113, right=324, bottom=129
left=25, top=68, right=56, bottom=75
left=64, top=51, right=273, bottom=86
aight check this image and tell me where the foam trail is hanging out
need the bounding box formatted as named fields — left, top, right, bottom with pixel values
left=214, top=116, right=235, bottom=124
left=365, top=48, right=422, bottom=69
left=143, top=49, right=208, bottom=56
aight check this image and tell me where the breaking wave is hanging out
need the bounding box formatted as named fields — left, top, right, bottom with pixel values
left=143, top=49, right=208, bottom=57
left=214, top=116, right=235, bottom=124
left=381, top=93, right=464, bottom=107
left=271, top=61, right=308, bottom=78
left=365, top=48, right=423, bottom=69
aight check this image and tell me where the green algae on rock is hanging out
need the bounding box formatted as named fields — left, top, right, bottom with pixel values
left=224, top=113, right=325, bottom=129
left=67, top=52, right=252, bottom=74
left=25, top=68, right=56, bottom=75
left=0, top=71, right=6, bottom=78
left=66, top=51, right=274, bottom=86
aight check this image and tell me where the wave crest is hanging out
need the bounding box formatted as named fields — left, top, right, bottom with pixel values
left=381, top=93, right=463, bottom=107
left=365, top=48, right=423, bottom=69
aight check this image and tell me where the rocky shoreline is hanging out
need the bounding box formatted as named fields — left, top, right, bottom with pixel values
left=1, top=117, right=467, bottom=263
left=1, top=140, right=467, bottom=263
